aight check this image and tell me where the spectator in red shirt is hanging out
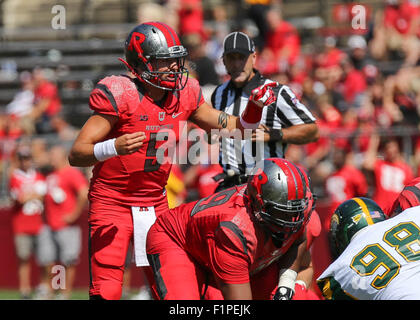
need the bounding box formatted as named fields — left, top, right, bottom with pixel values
left=340, top=56, right=367, bottom=107
left=264, top=8, right=301, bottom=69
left=363, top=134, right=414, bottom=214
left=383, top=66, right=420, bottom=127
left=31, top=68, right=62, bottom=134
left=315, top=36, right=346, bottom=70
left=0, top=114, right=24, bottom=141
left=347, top=35, right=370, bottom=71
left=43, top=145, right=88, bottom=299
left=177, top=0, right=204, bottom=39
left=371, top=0, right=420, bottom=66
left=303, top=94, right=340, bottom=178
left=384, top=0, right=420, bottom=36
left=8, top=146, right=47, bottom=299
left=325, top=147, right=368, bottom=230
left=5, top=71, right=35, bottom=135
left=358, top=77, right=393, bottom=129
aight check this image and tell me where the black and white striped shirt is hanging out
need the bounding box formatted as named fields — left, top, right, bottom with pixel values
left=211, top=70, right=316, bottom=175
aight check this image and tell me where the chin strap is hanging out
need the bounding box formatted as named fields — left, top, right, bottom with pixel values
left=119, top=58, right=141, bottom=77
left=119, top=58, right=157, bottom=85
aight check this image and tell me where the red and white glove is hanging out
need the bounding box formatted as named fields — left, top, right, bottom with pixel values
left=240, top=82, right=278, bottom=129
left=249, top=81, right=278, bottom=106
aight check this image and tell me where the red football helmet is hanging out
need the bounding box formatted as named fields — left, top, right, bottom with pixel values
left=247, top=158, right=312, bottom=246
left=119, top=22, right=189, bottom=91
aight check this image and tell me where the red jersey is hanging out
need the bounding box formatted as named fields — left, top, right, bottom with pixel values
left=88, top=75, right=204, bottom=206
left=384, top=1, right=420, bottom=35
left=9, top=169, right=46, bottom=234
left=178, top=0, right=204, bottom=36
left=44, top=166, right=88, bottom=231
left=34, top=81, right=61, bottom=116
left=372, top=159, right=414, bottom=214
left=343, top=69, right=367, bottom=104
left=152, top=185, right=305, bottom=284
left=265, top=21, right=300, bottom=65
left=317, top=48, right=345, bottom=69
left=325, top=165, right=368, bottom=213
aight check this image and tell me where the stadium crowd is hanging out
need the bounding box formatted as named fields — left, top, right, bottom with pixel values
left=1, top=0, right=420, bottom=299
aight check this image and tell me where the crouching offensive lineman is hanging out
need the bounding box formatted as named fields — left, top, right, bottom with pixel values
left=146, top=158, right=317, bottom=300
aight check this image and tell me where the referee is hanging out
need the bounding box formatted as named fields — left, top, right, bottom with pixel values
left=211, top=31, right=319, bottom=191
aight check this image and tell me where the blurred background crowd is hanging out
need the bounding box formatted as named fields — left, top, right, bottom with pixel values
left=0, top=0, right=419, bottom=298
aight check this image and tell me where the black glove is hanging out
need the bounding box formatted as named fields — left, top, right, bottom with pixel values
left=273, top=286, right=294, bottom=300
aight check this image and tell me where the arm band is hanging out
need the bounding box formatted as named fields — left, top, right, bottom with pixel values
left=93, top=138, right=118, bottom=161
left=269, top=128, right=283, bottom=142
left=278, top=268, right=297, bottom=292
left=240, top=100, right=263, bottom=129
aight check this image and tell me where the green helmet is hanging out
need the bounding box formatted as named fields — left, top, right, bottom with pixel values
left=329, top=197, right=386, bottom=259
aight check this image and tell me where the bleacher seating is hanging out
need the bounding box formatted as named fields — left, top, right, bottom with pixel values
left=0, top=0, right=388, bottom=128
left=0, top=35, right=127, bottom=127
left=1, top=0, right=150, bottom=30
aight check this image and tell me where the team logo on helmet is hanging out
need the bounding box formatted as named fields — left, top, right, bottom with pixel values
left=331, top=213, right=339, bottom=226
left=127, top=32, right=147, bottom=64
left=329, top=197, right=386, bottom=259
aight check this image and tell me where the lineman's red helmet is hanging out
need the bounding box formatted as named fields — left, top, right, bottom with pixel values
left=247, top=158, right=312, bottom=246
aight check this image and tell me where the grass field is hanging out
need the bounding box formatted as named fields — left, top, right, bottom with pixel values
left=0, top=289, right=89, bottom=300
left=0, top=288, right=151, bottom=300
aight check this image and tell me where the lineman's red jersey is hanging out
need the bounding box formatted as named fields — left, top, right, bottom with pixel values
left=88, top=75, right=204, bottom=206
left=149, top=185, right=305, bottom=284
left=387, top=177, right=420, bottom=217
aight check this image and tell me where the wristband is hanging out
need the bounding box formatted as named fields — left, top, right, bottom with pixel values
left=93, top=138, right=118, bottom=161
left=269, top=129, right=283, bottom=142
left=240, top=100, right=263, bottom=129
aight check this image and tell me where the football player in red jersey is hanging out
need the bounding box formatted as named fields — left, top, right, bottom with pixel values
left=68, top=22, right=275, bottom=300
left=387, top=177, right=420, bottom=217
left=146, top=158, right=315, bottom=300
